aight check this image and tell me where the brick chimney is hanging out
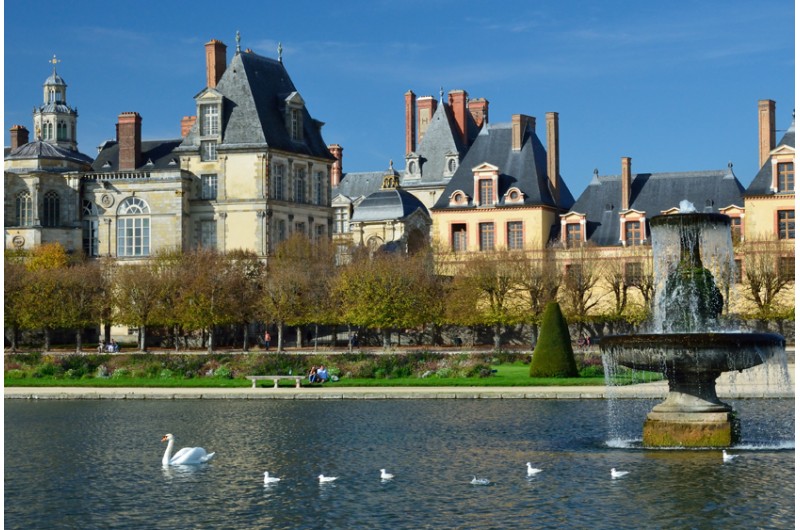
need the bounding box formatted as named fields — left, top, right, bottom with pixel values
left=181, top=116, right=197, bottom=137
left=621, top=157, right=632, bottom=211
left=511, top=114, right=535, bottom=151
left=468, top=98, right=489, bottom=129
left=328, top=144, right=343, bottom=187
left=405, top=90, right=416, bottom=155
left=205, top=39, right=227, bottom=89
left=448, top=89, right=468, bottom=146
left=758, top=99, right=776, bottom=168
left=118, top=112, right=142, bottom=171
left=10, top=125, right=29, bottom=149
left=417, top=96, right=437, bottom=144
left=546, top=112, right=560, bottom=206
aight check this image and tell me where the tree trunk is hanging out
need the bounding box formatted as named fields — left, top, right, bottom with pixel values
left=277, top=322, right=284, bottom=352
left=314, top=324, right=319, bottom=352
left=382, top=328, right=391, bottom=349
left=493, top=324, right=502, bottom=350
left=242, top=323, right=249, bottom=352
left=104, top=323, right=111, bottom=344
left=10, top=326, right=18, bottom=352
left=44, top=328, right=51, bottom=352
left=530, top=323, right=540, bottom=350
left=174, top=325, right=180, bottom=352
left=75, top=329, right=83, bottom=353
left=296, top=326, right=302, bottom=348
left=140, top=326, right=148, bottom=352
left=207, top=327, right=214, bottom=354
left=347, top=324, right=352, bottom=353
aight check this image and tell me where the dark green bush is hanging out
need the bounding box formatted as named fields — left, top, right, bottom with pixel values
left=530, top=302, right=579, bottom=377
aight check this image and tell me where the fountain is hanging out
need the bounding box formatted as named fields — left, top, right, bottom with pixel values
left=601, top=201, right=786, bottom=447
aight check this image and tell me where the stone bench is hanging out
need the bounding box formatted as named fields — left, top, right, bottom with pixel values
left=246, top=375, right=303, bottom=389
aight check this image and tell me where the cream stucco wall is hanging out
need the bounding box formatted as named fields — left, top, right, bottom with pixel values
left=744, top=195, right=796, bottom=240
left=432, top=206, right=558, bottom=252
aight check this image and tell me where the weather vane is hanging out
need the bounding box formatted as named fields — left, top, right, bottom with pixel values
left=49, top=54, right=61, bottom=72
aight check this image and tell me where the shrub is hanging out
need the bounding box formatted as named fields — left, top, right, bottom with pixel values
left=6, top=369, right=27, bottom=379
left=159, top=369, right=174, bottom=380
left=213, top=366, right=232, bottom=379
left=530, top=302, right=579, bottom=377
left=111, top=368, right=130, bottom=379
left=34, top=363, right=61, bottom=378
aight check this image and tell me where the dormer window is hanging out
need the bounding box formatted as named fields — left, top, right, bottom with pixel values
left=200, top=104, right=220, bottom=136
left=778, top=162, right=794, bottom=192
left=444, top=155, right=459, bottom=177
left=504, top=187, right=524, bottom=204
left=291, top=109, right=301, bottom=141
left=449, top=191, right=468, bottom=206
left=284, top=92, right=305, bottom=143
left=406, top=154, right=421, bottom=178
left=479, top=179, right=494, bottom=205
left=472, top=163, right=500, bottom=206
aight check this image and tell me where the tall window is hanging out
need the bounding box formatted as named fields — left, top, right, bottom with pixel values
left=277, top=220, right=287, bottom=242
left=200, top=220, right=217, bottom=248
left=779, top=256, right=795, bottom=281
left=201, top=105, right=219, bottom=136
left=566, top=223, right=581, bottom=247
left=479, top=179, right=493, bottom=205
left=334, top=207, right=349, bottom=234
left=201, top=174, right=218, bottom=200
left=625, top=221, right=642, bottom=245
left=42, top=191, right=60, bottom=227
left=624, top=262, right=643, bottom=286
left=117, top=197, right=150, bottom=257
left=295, top=222, right=306, bottom=236
left=777, top=162, right=794, bottom=193
left=294, top=167, right=306, bottom=203
left=273, top=164, right=285, bottom=200
left=479, top=222, right=495, bottom=251
left=290, top=109, right=301, bottom=141
left=507, top=221, right=523, bottom=250
left=15, top=191, right=32, bottom=226
left=778, top=210, right=794, bottom=239
left=452, top=224, right=467, bottom=252
left=82, top=200, right=98, bottom=256
left=201, top=141, right=217, bottom=161
left=315, top=171, right=324, bottom=205
left=57, top=122, right=67, bottom=141
left=730, top=216, right=742, bottom=244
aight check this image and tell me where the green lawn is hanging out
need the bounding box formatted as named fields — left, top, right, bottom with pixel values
left=4, top=363, right=661, bottom=388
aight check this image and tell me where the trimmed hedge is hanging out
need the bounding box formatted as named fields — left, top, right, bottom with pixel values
left=530, top=302, right=578, bottom=377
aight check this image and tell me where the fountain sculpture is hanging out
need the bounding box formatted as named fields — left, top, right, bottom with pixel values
left=601, top=202, right=785, bottom=447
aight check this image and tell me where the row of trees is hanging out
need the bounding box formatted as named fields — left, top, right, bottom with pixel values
left=4, top=236, right=794, bottom=353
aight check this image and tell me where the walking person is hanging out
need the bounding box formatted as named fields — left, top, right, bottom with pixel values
left=264, top=330, right=271, bottom=351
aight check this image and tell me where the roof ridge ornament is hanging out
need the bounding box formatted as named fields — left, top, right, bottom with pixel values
left=236, top=31, right=241, bottom=54
left=278, top=42, right=283, bottom=62
left=49, top=54, right=61, bottom=75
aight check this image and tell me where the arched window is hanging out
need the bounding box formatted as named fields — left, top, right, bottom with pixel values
left=16, top=191, right=33, bottom=226
left=57, top=122, right=67, bottom=141
left=117, top=197, right=150, bottom=256
left=43, top=191, right=60, bottom=227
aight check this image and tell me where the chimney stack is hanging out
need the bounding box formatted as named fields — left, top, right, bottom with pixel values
left=328, top=144, right=343, bottom=187
left=546, top=112, right=560, bottom=206
left=181, top=116, right=197, bottom=138
left=10, top=125, right=29, bottom=149
left=118, top=112, right=142, bottom=171
left=448, top=89, right=468, bottom=146
left=405, top=90, right=416, bottom=155
left=468, top=98, right=489, bottom=129
left=511, top=114, right=534, bottom=151
left=758, top=99, right=776, bottom=168
left=205, top=39, right=227, bottom=89
left=417, top=96, right=437, bottom=144
left=621, top=157, right=632, bottom=211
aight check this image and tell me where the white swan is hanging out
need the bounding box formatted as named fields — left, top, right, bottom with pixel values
left=470, top=476, right=490, bottom=485
left=526, top=462, right=543, bottom=476
left=610, top=468, right=629, bottom=479
left=263, top=471, right=281, bottom=484
left=318, top=474, right=338, bottom=483
left=161, top=433, right=215, bottom=466
left=722, top=450, right=739, bottom=462
left=380, top=469, right=394, bottom=480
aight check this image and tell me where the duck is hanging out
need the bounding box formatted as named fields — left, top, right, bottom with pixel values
left=318, top=474, right=338, bottom=483
left=470, top=476, right=491, bottom=485
left=380, top=469, right=395, bottom=480
left=722, top=450, right=739, bottom=462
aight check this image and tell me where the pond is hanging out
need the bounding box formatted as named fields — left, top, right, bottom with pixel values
left=4, top=399, right=794, bottom=529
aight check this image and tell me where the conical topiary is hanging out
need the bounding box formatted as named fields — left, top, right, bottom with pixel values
left=530, top=301, right=579, bottom=377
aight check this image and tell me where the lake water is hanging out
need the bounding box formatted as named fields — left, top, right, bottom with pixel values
left=4, top=398, right=795, bottom=529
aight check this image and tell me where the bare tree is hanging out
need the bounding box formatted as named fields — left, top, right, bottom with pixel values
left=740, top=238, right=795, bottom=331
left=560, top=245, right=602, bottom=335
left=511, top=248, right=560, bottom=348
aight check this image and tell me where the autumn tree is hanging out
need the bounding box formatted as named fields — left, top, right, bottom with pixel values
left=225, top=249, right=265, bottom=351
left=59, top=260, right=106, bottom=352
left=4, top=251, right=28, bottom=352
left=112, top=260, right=167, bottom=351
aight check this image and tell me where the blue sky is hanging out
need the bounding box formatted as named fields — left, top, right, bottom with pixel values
left=3, top=0, right=795, bottom=198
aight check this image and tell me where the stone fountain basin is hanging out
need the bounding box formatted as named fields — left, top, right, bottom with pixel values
left=601, top=332, right=785, bottom=373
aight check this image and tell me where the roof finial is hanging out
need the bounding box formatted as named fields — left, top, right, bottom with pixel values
left=49, top=54, right=61, bottom=73
left=439, top=86, right=444, bottom=102
left=236, top=31, right=241, bottom=54
left=389, top=159, right=394, bottom=170
left=728, top=161, right=733, bottom=170
left=278, top=42, right=283, bottom=62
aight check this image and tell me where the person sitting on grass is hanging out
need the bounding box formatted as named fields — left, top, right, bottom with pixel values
left=308, top=366, right=319, bottom=383
left=316, top=365, right=329, bottom=383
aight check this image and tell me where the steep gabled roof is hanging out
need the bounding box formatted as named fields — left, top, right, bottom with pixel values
left=91, top=139, right=183, bottom=172
left=571, top=166, right=745, bottom=246
left=431, top=123, right=574, bottom=211
left=406, top=102, right=463, bottom=185
left=744, top=118, right=795, bottom=196
left=179, top=51, right=333, bottom=160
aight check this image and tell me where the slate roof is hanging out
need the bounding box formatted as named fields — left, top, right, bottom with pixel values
left=571, top=166, right=745, bottom=246
left=744, top=117, right=795, bottom=196
left=178, top=50, right=333, bottom=160
left=334, top=171, right=386, bottom=199
left=44, top=72, right=67, bottom=86
left=91, top=139, right=183, bottom=172
left=5, top=140, right=93, bottom=167
left=36, top=103, right=75, bottom=114
left=404, top=102, right=463, bottom=186
left=431, top=123, right=575, bottom=211
left=351, top=187, right=427, bottom=222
